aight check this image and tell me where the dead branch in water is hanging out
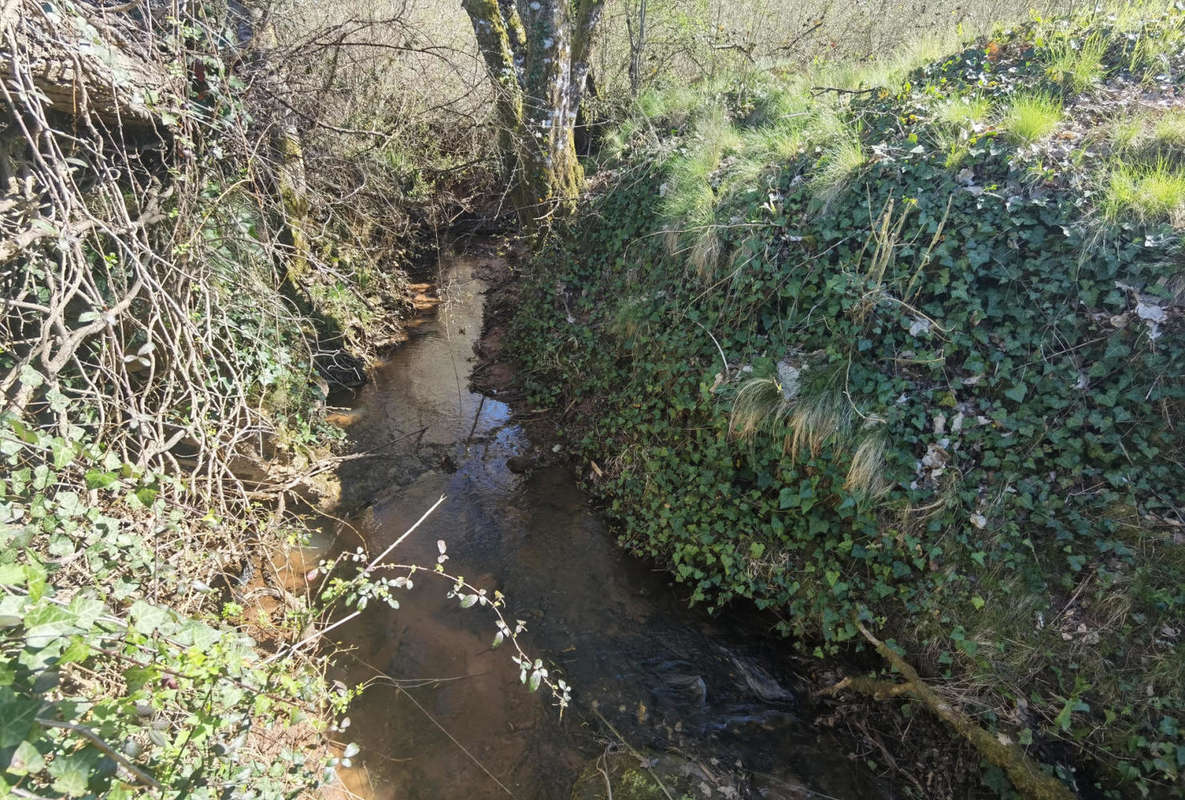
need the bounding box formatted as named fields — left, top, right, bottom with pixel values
left=820, top=623, right=1076, bottom=800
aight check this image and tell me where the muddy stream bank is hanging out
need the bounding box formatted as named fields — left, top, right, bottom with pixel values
left=320, top=241, right=889, bottom=800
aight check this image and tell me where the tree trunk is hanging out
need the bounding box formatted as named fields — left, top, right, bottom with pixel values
left=462, top=0, right=604, bottom=229
left=272, top=116, right=312, bottom=287
left=626, top=0, right=647, bottom=97
left=249, top=18, right=313, bottom=291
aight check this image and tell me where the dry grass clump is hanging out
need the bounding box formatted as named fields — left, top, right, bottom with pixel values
left=730, top=370, right=889, bottom=497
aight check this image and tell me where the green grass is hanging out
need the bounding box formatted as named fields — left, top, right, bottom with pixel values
left=659, top=107, right=741, bottom=277
left=600, top=121, right=633, bottom=163
left=1104, top=109, right=1185, bottom=170
left=652, top=79, right=855, bottom=278
left=821, top=31, right=964, bottom=94
left=932, top=95, right=991, bottom=166
left=1001, top=93, right=1063, bottom=144
left=1044, top=33, right=1108, bottom=92
left=936, top=132, right=970, bottom=168
left=741, top=77, right=813, bottom=128
left=1102, top=158, right=1185, bottom=224
left=719, top=115, right=813, bottom=200
left=638, top=85, right=702, bottom=128
left=1110, top=117, right=1144, bottom=153
left=748, top=122, right=808, bottom=163
left=1114, top=3, right=1185, bottom=79
left=811, top=125, right=866, bottom=201
left=934, top=95, right=992, bottom=128
left=1152, top=108, right=1185, bottom=148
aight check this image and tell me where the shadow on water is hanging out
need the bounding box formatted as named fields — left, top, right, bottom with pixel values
left=323, top=245, right=889, bottom=800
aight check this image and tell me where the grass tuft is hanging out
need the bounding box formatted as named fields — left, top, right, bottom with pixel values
left=731, top=368, right=889, bottom=495
left=749, top=121, right=809, bottom=163
left=729, top=377, right=793, bottom=440
left=638, top=85, right=702, bottom=129
left=1110, top=117, right=1144, bottom=154
left=931, top=95, right=991, bottom=168
left=934, top=95, right=991, bottom=128
left=1001, top=92, right=1063, bottom=144
left=1151, top=108, right=1185, bottom=149
left=1103, top=109, right=1185, bottom=174
left=659, top=107, right=741, bottom=278
left=730, top=375, right=850, bottom=462
left=785, top=386, right=849, bottom=461
left=1102, top=158, right=1185, bottom=225
left=1044, top=33, right=1108, bottom=93
left=811, top=123, right=866, bottom=203
left=844, top=428, right=890, bottom=497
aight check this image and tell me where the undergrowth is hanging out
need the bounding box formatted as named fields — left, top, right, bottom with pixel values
left=0, top=0, right=495, bottom=796
left=511, top=6, right=1185, bottom=799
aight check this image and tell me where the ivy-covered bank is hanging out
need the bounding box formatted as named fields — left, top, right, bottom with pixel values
left=511, top=9, right=1185, bottom=799
left=0, top=417, right=354, bottom=798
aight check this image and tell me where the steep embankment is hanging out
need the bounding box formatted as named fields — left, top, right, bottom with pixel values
left=511, top=11, right=1184, bottom=799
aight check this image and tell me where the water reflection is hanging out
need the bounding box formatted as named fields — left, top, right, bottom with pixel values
left=327, top=250, right=885, bottom=800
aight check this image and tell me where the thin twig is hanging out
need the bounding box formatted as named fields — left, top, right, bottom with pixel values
left=36, top=718, right=163, bottom=790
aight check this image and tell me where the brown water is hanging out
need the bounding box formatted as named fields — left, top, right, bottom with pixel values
left=326, top=247, right=887, bottom=800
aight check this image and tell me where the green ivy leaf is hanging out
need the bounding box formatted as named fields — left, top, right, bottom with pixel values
left=24, top=604, right=78, bottom=649
left=17, top=366, right=44, bottom=390
left=7, top=739, right=44, bottom=776
left=129, top=600, right=171, bottom=636
left=0, top=689, right=39, bottom=747
left=48, top=749, right=95, bottom=797
left=0, top=564, right=25, bottom=587
left=84, top=470, right=120, bottom=490
left=1003, top=383, right=1028, bottom=403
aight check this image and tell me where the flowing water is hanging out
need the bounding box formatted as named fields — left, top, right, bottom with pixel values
left=324, top=246, right=887, bottom=800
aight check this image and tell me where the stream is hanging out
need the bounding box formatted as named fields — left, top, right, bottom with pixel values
left=321, top=243, right=888, bottom=800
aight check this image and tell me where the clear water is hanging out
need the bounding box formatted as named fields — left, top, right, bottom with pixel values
left=326, top=250, right=886, bottom=800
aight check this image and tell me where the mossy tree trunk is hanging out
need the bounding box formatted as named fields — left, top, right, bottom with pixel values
left=250, top=17, right=312, bottom=291
left=462, top=0, right=604, bottom=228
left=272, top=113, right=312, bottom=287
